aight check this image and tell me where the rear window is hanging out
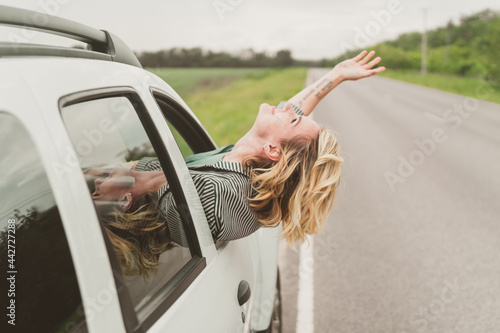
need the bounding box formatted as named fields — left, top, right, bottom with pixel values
left=0, top=112, right=87, bottom=333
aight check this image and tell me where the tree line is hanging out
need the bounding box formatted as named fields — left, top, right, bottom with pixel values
left=136, top=9, right=499, bottom=82
left=323, top=9, right=499, bottom=82
left=138, top=48, right=298, bottom=68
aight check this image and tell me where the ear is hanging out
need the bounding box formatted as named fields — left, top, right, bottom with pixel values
left=263, top=143, right=281, bottom=161
left=119, top=193, right=133, bottom=212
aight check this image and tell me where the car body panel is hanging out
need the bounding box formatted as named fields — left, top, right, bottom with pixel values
left=0, top=61, right=127, bottom=333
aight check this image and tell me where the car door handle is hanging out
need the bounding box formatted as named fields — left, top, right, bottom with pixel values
left=237, top=280, right=251, bottom=306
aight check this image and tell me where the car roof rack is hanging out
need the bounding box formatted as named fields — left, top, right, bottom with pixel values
left=0, top=5, right=142, bottom=68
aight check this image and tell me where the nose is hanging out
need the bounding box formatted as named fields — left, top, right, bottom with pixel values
left=282, top=103, right=293, bottom=114
left=94, top=178, right=105, bottom=192
left=283, top=103, right=295, bottom=119
left=92, top=178, right=104, bottom=197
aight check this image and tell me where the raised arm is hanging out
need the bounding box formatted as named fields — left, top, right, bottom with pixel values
left=288, top=50, right=386, bottom=116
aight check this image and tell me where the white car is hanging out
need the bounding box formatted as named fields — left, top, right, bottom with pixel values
left=0, top=5, right=281, bottom=333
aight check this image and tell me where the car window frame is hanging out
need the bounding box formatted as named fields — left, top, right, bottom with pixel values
left=58, top=86, right=206, bottom=333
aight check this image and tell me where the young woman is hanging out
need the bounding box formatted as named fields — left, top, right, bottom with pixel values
left=92, top=50, right=385, bottom=274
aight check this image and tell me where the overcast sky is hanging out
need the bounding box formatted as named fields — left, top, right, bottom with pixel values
left=1, top=0, right=499, bottom=59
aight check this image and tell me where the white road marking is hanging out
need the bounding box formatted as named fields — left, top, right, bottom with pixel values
left=296, top=71, right=317, bottom=333
left=296, top=235, right=315, bottom=333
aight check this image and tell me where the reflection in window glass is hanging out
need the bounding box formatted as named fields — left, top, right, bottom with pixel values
left=61, top=96, right=194, bottom=316
left=62, top=96, right=155, bottom=168
left=0, top=113, right=87, bottom=333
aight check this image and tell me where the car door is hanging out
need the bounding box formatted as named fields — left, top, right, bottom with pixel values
left=139, top=83, right=270, bottom=333
left=57, top=78, right=257, bottom=332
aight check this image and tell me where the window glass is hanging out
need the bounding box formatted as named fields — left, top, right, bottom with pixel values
left=166, top=120, right=193, bottom=158
left=0, top=113, right=87, bottom=333
left=61, top=95, right=194, bottom=318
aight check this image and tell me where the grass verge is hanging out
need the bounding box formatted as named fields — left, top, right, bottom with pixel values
left=147, top=68, right=268, bottom=96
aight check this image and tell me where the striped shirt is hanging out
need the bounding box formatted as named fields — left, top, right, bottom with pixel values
left=136, top=101, right=305, bottom=244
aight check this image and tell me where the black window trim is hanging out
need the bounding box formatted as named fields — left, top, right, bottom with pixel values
left=58, top=86, right=206, bottom=333
left=150, top=87, right=217, bottom=154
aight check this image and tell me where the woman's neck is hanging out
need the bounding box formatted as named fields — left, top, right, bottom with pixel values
left=131, top=170, right=167, bottom=197
left=223, top=131, right=265, bottom=163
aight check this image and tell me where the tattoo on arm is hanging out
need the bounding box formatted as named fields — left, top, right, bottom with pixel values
left=321, top=81, right=333, bottom=92
left=301, top=79, right=334, bottom=102
left=315, top=78, right=328, bottom=88
left=301, top=88, right=315, bottom=102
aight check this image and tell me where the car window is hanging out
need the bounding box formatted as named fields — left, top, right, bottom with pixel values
left=0, top=113, right=87, bottom=333
left=151, top=90, right=217, bottom=157
left=60, top=91, right=205, bottom=328
left=152, top=90, right=229, bottom=249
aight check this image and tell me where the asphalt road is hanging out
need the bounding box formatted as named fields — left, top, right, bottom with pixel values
left=279, top=69, right=500, bottom=333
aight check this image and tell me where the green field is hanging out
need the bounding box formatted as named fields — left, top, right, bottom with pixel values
left=379, top=70, right=500, bottom=105
left=148, top=68, right=269, bottom=95
left=147, top=67, right=308, bottom=146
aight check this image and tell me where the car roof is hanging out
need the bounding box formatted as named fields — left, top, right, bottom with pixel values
left=0, top=4, right=141, bottom=68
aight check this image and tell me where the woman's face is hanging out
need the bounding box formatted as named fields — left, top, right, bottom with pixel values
left=92, top=171, right=134, bottom=203
left=254, top=102, right=320, bottom=143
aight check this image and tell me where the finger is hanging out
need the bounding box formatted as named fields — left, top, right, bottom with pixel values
left=359, top=50, right=375, bottom=65
left=364, top=56, right=381, bottom=69
left=370, top=66, right=386, bottom=75
left=353, top=50, right=368, bottom=62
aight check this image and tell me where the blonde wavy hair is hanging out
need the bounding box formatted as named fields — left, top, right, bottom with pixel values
left=96, top=192, right=172, bottom=278
left=247, top=127, right=343, bottom=247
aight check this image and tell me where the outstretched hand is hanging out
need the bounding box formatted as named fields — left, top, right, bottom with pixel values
left=334, top=50, right=386, bottom=81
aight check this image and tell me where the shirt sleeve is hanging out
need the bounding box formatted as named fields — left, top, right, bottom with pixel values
left=134, top=157, right=162, bottom=171
left=155, top=163, right=261, bottom=242
left=136, top=157, right=186, bottom=246
left=192, top=172, right=260, bottom=242
left=156, top=170, right=218, bottom=245
left=213, top=181, right=261, bottom=241
left=277, top=100, right=306, bottom=116
left=157, top=186, right=189, bottom=247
